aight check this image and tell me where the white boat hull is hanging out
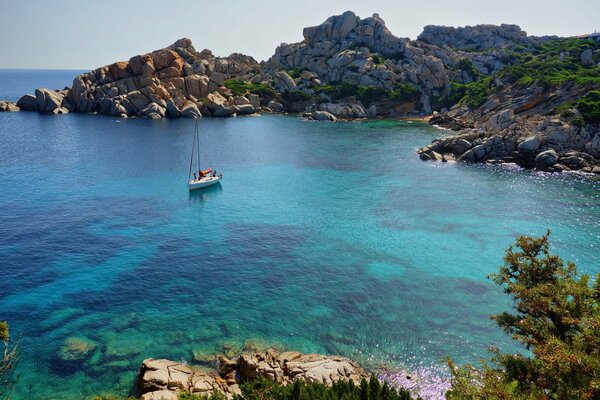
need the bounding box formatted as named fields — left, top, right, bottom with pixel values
left=188, top=175, right=222, bottom=191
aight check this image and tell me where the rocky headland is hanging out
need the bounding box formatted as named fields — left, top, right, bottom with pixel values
left=2, top=10, right=599, bottom=173
left=136, top=349, right=367, bottom=400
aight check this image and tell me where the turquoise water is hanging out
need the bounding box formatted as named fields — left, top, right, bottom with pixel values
left=1, top=74, right=599, bottom=399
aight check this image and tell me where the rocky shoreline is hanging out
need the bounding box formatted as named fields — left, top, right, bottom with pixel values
left=417, top=103, right=600, bottom=174
left=1, top=10, right=598, bottom=174
left=137, top=349, right=368, bottom=400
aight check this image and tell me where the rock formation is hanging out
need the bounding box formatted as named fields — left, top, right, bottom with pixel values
left=10, top=39, right=266, bottom=119
left=137, top=349, right=367, bottom=400
left=1, top=10, right=598, bottom=174
left=419, top=112, right=600, bottom=174
left=0, top=101, right=19, bottom=112
left=264, top=11, right=439, bottom=117
left=418, top=24, right=532, bottom=50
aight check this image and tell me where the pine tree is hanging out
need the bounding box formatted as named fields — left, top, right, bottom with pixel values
left=446, top=232, right=600, bottom=400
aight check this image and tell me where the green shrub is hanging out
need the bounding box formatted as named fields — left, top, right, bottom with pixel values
left=280, top=68, right=304, bottom=79
left=461, top=78, right=492, bottom=108
left=431, top=78, right=491, bottom=111
left=390, top=83, right=421, bottom=103
left=446, top=232, right=600, bottom=400
left=0, top=321, right=19, bottom=400
left=178, top=391, right=227, bottom=400
left=577, top=90, right=600, bottom=123
left=234, top=375, right=416, bottom=400
left=372, top=55, right=385, bottom=65
left=456, top=59, right=480, bottom=78
left=224, top=79, right=276, bottom=98
left=0, top=322, right=8, bottom=342
left=554, top=102, right=578, bottom=119
left=354, top=86, right=389, bottom=105
left=314, top=82, right=420, bottom=107
left=498, top=38, right=600, bottom=88
left=573, top=115, right=585, bottom=127
left=282, top=90, right=313, bottom=102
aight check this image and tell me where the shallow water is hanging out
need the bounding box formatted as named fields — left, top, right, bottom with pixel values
left=0, top=75, right=599, bottom=399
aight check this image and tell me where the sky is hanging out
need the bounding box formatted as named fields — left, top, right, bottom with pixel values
left=1, top=0, right=598, bottom=69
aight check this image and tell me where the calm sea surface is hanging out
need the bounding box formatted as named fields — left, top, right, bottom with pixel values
left=0, top=70, right=599, bottom=399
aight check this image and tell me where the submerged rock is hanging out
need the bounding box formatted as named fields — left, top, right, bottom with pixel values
left=59, top=337, right=97, bottom=361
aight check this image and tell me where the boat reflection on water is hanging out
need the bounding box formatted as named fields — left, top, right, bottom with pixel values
left=188, top=181, right=223, bottom=203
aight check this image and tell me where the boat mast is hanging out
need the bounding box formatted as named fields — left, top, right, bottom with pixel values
left=188, top=123, right=196, bottom=182
left=196, top=118, right=201, bottom=173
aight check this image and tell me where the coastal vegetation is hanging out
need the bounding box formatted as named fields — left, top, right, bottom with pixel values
left=433, top=38, right=600, bottom=113
left=224, top=79, right=276, bottom=98
left=431, top=78, right=492, bottom=111
left=446, top=232, right=600, bottom=400
left=578, top=90, right=600, bottom=123
left=313, top=82, right=421, bottom=107
left=0, top=321, right=19, bottom=400
left=499, top=38, right=600, bottom=87
left=178, top=375, right=415, bottom=400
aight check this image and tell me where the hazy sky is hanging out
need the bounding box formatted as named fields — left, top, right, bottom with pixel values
left=1, top=0, right=598, bottom=69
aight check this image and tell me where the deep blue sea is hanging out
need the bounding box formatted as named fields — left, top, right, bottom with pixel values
left=0, top=70, right=599, bottom=399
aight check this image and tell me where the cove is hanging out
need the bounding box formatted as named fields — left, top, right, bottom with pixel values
left=0, top=111, right=598, bottom=399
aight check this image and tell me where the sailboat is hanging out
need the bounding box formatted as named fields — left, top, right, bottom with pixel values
left=188, top=119, right=222, bottom=191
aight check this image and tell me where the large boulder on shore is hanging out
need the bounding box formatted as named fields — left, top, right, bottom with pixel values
left=35, top=88, right=66, bottom=113
left=137, top=350, right=368, bottom=400
left=535, top=149, right=559, bottom=170
left=17, top=94, right=38, bottom=111
left=267, top=101, right=284, bottom=112
left=517, top=136, right=541, bottom=153
left=311, top=110, right=337, bottom=121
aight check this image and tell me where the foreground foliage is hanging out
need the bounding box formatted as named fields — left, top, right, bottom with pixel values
left=179, top=375, right=417, bottom=400
left=446, top=232, right=600, bottom=400
left=0, top=321, right=19, bottom=400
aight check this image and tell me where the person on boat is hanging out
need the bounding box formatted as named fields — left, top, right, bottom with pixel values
left=193, top=172, right=197, bottom=180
